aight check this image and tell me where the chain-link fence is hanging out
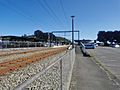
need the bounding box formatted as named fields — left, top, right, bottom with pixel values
left=0, top=41, right=45, bottom=49
left=14, top=48, right=75, bottom=90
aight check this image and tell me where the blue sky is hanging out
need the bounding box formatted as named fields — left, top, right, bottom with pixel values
left=0, top=0, right=120, bottom=40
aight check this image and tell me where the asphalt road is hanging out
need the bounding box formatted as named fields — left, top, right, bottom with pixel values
left=87, top=47, right=120, bottom=81
left=69, top=46, right=120, bottom=90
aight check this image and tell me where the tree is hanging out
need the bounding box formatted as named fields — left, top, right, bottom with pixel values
left=97, top=31, right=106, bottom=42
left=43, top=33, right=48, bottom=42
left=97, top=30, right=120, bottom=45
left=34, top=30, right=44, bottom=41
left=114, top=31, right=120, bottom=43
left=106, top=31, right=113, bottom=43
left=22, top=34, right=27, bottom=37
left=50, top=33, right=56, bottom=41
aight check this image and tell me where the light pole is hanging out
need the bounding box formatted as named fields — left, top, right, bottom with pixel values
left=71, top=16, right=75, bottom=48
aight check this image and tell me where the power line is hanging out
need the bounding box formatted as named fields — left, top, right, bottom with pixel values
left=36, top=0, right=56, bottom=22
left=0, top=0, right=44, bottom=27
left=0, top=0, right=32, bottom=22
left=0, top=0, right=68, bottom=30
left=42, top=0, right=63, bottom=25
left=59, top=0, right=69, bottom=28
left=3, top=0, right=38, bottom=24
left=5, top=0, right=34, bottom=18
left=36, top=0, right=59, bottom=27
left=36, top=0, right=64, bottom=27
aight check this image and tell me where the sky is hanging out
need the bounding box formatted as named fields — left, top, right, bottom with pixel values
left=0, top=0, right=120, bottom=40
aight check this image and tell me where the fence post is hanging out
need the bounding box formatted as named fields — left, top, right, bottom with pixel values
left=6, top=42, right=7, bottom=48
left=35, top=42, right=37, bottom=47
left=60, top=59, right=62, bottom=90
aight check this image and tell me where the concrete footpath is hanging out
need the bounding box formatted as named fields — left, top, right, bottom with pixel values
left=69, top=46, right=120, bottom=90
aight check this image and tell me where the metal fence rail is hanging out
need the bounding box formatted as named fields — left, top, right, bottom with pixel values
left=13, top=48, right=75, bottom=90
left=0, top=41, right=45, bottom=49
left=14, top=57, right=63, bottom=90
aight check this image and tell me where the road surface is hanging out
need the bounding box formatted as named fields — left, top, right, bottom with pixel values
left=69, top=46, right=120, bottom=90
left=87, top=47, right=120, bottom=82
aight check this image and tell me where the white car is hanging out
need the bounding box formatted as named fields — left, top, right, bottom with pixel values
left=112, top=44, right=119, bottom=48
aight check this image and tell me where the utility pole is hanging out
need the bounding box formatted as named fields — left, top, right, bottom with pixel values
left=78, top=31, right=80, bottom=45
left=78, top=31, right=80, bottom=41
left=48, top=33, right=51, bottom=47
left=71, top=16, right=75, bottom=48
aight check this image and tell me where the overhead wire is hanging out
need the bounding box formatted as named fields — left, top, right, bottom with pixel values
left=36, top=0, right=59, bottom=27
left=42, top=0, right=63, bottom=25
left=0, top=1, right=32, bottom=22
left=0, top=0, right=69, bottom=32
left=5, top=0, right=34, bottom=18
left=59, top=0, right=69, bottom=29
left=59, top=0, right=72, bottom=41
left=0, top=0, right=42, bottom=27
left=36, top=0, right=65, bottom=27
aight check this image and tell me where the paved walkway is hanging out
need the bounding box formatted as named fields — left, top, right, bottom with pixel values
left=69, top=46, right=120, bottom=90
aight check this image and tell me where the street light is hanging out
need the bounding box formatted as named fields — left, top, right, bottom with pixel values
left=71, top=16, right=75, bottom=48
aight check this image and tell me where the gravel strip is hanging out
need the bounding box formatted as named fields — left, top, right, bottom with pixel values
left=0, top=47, right=49, bottom=63
left=0, top=47, right=47, bottom=57
left=25, top=62, right=60, bottom=90
left=0, top=51, right=66, bottom=90
left=24, top=49, right=75, bottom=90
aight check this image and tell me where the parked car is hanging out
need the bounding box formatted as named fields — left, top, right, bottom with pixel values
left=111, top=44, right=119, bottom=48
left=84, top=44, right=96, bottom=49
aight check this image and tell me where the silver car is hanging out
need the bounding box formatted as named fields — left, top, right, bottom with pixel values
left=84, top=44, right=96, bottom=49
